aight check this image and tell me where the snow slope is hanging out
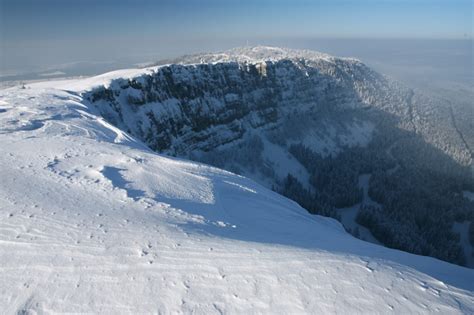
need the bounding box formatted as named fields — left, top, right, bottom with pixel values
left=0, top=79, right=473, bottom=313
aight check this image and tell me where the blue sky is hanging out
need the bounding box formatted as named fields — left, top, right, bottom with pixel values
left=1, top=0, right=472, bottom=72
left=2, top=0, right=472, bottom=40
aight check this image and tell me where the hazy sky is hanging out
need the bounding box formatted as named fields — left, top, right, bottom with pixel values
left=1, top=0, right=472, bottom=73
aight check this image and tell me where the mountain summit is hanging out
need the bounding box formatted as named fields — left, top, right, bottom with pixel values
left=156, top=45, right=344, bottom=64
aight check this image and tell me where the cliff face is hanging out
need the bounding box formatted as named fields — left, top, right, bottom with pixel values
left=81, top=47, right=474, bottom=266
left=84, top=47, right=471, bottom=182
left=87, top=55, right=391, bottom=154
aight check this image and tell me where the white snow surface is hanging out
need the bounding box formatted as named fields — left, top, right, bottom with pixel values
left=1, top=77, right=474, bottom=313
left=165, top=46, right=361, bottom=66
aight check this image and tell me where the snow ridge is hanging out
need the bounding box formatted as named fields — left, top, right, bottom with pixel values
left=165, top=46, right=355, bottom=65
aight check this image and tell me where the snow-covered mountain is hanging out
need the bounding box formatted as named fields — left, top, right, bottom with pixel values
left=89, top=46, right=471, bottom=166
left=0, top=47, right=473, bottom=313
left=79, top=46, right=473, bottom=267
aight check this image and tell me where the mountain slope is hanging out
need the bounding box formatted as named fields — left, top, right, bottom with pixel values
left=0, top=69, right=473, bottom=313
left=79, top=46, right=473, bottom=266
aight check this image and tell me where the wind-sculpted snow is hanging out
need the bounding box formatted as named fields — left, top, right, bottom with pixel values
left=0, top=70, right=474, bottom=313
